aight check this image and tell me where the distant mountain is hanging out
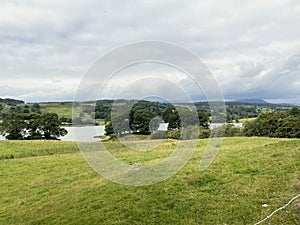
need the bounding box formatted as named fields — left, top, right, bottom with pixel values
left=232, top=98, right=269, bottom=104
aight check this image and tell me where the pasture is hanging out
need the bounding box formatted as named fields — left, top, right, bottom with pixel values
left=0, top=137, right=299, bottom=224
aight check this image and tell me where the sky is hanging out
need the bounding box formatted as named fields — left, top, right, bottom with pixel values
left=0, top=0, right=300, bottom=104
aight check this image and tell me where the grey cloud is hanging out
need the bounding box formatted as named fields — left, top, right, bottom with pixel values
left=218, top=53, right=300, bottom=100
left=0, top=0, right=300, bottom=103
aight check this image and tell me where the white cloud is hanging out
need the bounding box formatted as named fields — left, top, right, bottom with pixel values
left=0, top=0, right=299, bottom=103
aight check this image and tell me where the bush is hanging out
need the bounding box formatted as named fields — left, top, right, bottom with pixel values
left=150, top=131, right=166, bottom=139
left=199, top=129, right=211, bottom=138
left=166, top=130, right=181, bottom=139
left=181, top=126, right=202, bottom=140
left=225, top=124, right=243, bottom=137
left=211, top=124, right=243, bottom=137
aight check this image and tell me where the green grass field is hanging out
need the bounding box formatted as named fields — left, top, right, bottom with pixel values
left=239, top=117, right=257, bottom=123
left=0, top=137, right=299, bottom=224
left=39, top=102, right=73, bottom=118
left=38, top=102, right=106, bottom=125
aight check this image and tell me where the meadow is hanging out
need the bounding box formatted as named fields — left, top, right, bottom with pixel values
left=0, top=137, right=299, bottom=224
left=39, top=102, right=73, bottom=118
left=38, top=102, right=105, bottom=125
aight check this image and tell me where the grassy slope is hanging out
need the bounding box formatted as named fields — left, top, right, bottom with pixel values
left=38, top=102, right=105, bottom=124
left=39, top=102, right=73, bottom=118
left=0, top=137, right=299, bottom=225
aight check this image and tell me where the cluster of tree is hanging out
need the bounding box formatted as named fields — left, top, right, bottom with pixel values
left=150, top=123, right=244, bottom=140
left=244, top=107, right=300, bottom=138
left=94, top=100, right=113, bottom=120
left=0, top=113, right=67, bottom=140
left=1, top=98, right=298, bottom=140
left=105, top=110, right=160, bottom=136
left=59, top=117, right=73, bottom=123
left=94, top=100, right=168, bottom=120
left=0, top=103, right=41, bottom=119
left=0, top=98, right=24, bottom=106
left=161, top=105, right=210, bottom=130
left=92, top=99, right=294, bottom=125
left=211, top=124, right=244, bottom=137
left=194, top=101, right=293, bottom=122
left=104, top=103, right=299, bottom=139
left=0, top=97, right=296, bottom=123
left=104, top=102, right=211, bottom=136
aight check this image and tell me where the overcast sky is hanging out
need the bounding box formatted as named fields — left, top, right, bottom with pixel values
left=0, top=0, right=300, bottom=104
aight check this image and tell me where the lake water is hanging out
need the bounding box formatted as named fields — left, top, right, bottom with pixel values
left=0, top=126, right=105, bottom=142
left=61, top=123, right=169, bottom=142
left=61, top=126, right=105, bottom=142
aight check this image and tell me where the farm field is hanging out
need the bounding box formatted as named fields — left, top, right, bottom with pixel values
left=39, top=102, right=73, bottom=118
left=0, top=137, right=299, bottom=225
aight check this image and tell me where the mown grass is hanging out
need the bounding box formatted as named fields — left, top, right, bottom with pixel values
left=0, top=137, right=299, bottom=225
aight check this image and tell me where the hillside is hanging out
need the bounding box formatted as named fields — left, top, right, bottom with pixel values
left=0, top=137, right=299, bottom=224
left=0, top=98, right=296, bottom=123
left=233, top=98, right=269, bottom=104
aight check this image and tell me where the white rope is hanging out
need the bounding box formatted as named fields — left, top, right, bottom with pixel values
left=254, top=194, right=300, bottom=225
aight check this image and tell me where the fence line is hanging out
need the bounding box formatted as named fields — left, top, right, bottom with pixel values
left=254, top=194, right=300, bottom=225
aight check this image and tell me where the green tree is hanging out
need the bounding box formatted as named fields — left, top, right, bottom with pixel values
left=179, top=109, right=198, bottom=128
left=244, top=111, right=288, bottom=137
left=110, top=112, right=129, bottom=136
left=198, top=112, right=210, bottom=129
left=26, top=114, right=43, bottom=139
left=130, top=110, right=156, bottom=134
left=163, top=107, right=181, bottom=130
left=31, top=103, right=41, bottom=113
left=32, top=113, right=67, bottom=139
left=104, top=122, right=114, bottom=135
left=23, top=108, right=30, bottom=113
left=0, top=114, right=27, bottom=140
left=275, top=116, right=300, bottom=138
left=0, top=113, right=68, bottom=140
left=289, top=107, right=300, bottom=116
left=226, top=114, right=232, bottom=123
left=32, top=103, right=40, bottom=109
left=59, top=117, right=68, bottom=123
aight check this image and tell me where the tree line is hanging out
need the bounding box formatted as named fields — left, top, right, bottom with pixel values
left=0, top=103, right=41, bottom=119
left=94, top=100, right=294, bottom=123
left=0, top=98, right=295, bottom=124
left=0, top=97, right=298, bottom=140
left=104, top=103, right=211, bottom=136
left=0, top=113, right=67, bottom=140
left=244, top=107, right=300, bottom=138
left=105, top=106, right=299, bottom=139
left=0, top=98, right=24, bottom=106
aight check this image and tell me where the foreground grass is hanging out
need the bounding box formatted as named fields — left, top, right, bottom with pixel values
left=0, top=141, right=78, bottom=159
left=0, top=137, right=299, bottom=224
